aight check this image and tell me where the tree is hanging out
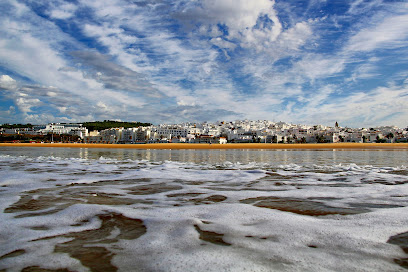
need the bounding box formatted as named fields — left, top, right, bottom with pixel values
left=376, top=135, right=386, bottom=143
left=316, top=135, right=325, bottom=143
left=272, top=135, right=277, bottom=143
left=0, top=123, right=33, bottom=129
left=83, top=120, right=151, bottom=131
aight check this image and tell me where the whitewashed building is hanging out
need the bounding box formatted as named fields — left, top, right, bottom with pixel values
left=119, top=127, right=147, bottom=143
left=35, top=123, right=88, bottom=139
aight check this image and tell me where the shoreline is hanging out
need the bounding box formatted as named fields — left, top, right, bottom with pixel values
left=1, top=142, right=408, bottom=150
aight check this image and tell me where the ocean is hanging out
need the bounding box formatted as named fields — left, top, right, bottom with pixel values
left=1, top=146, right=408, bottom=271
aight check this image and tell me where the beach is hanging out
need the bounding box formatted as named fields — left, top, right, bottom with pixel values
left=1, top=142, right=408, bottom=149
left=1, top=147, right=408, bottom=271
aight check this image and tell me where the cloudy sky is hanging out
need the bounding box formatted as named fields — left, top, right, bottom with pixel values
left=0, top=0, right=407, bottom=127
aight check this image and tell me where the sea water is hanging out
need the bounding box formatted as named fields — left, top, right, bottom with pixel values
left=0, top=147, right=408, bottom=271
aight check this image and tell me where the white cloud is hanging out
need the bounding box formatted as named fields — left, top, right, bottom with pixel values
left=347, top=0, right=384, bottom=15
left=79, top=0, right=127, bottom=18
left=210, top=37, right=237, bottom=50
left=278, top=22, right=313, bottom=51
left=294, top=55, right=345, bottom=81
left=176, top=0, right=286, bottom=53
left=48, top=2, right=78, bottom=19
left=83, top=23, right=124, bottom=37
left=191, top=0, right=276, bottom=33
left=1, top=0, right=407, bottom=127
left=70, top=51, right=161, bottom=99
left=345, top=13, right=408, bottom=53
left=0, top=75, right=15, bottom=83
left=15, top=97, right=41, bottom=113
left=244, top=20, right=314, bottom=58
left=75, top=0, right=316, bottom=123
left=0, top=75, right=17, bottom=90
left=247, top=52, right=346, bottom=91
left=303, top=85, right=335, bottom=109
left=0, top=3, right=155, bottom=123
left=291, top=84, right=408, bottom=127
left=177, top=98, right=196, bottom=107
left=347, top=62, right=380, bottom=82
left=80, top=1, right=221, bottom=87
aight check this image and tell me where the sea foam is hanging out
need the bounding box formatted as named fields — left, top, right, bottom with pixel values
left=1, top=148, right=407, bottom=271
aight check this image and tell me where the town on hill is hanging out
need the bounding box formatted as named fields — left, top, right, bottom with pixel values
left=1, top=120, right=407, bottom=144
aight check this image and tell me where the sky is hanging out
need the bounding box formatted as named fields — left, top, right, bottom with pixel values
left=0, top=0, right=407, bottom=127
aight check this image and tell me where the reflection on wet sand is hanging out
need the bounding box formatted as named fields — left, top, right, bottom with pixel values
left=4, top=187, right=141, bottom=218
left=1, top=211, right=146, bottom=272
left=52, top=213, right=145, bottom=272
left=168, top=194, right=228, bottom=206
left=55, top=213, right=146, bottom=271
left=388, top=231, right=408, bottom=269
left=21, top=266, right=72, bottom=272
left=240, top=196, right=369, bottom=216
left=127, top=183, right=183, bottom=195
left=0, top=249, right=26, bottom=261
left=194, top=224, right=231, bottom=246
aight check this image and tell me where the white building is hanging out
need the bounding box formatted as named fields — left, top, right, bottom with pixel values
left=96, top=128, right=123, bottom=143
left=36, top=123, right=88, bottom=139
left=119, top=127, right=147, bottom=143
left=155, top=126, right=188, bottom=140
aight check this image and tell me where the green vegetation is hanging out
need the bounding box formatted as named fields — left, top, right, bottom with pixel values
left=0, top=123, right=33, bottom=129
left=315, top=135, right=327, bottom=143
left=376, top=135, right=387, bottom=143
left=82, top=120, right=151, bottom=131
left=1, top=121, right=151, bottom=131
left=0, top=133, right=81, bottom=143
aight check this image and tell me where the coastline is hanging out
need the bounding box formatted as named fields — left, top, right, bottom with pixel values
left=1, top=142, right=408, bottom=149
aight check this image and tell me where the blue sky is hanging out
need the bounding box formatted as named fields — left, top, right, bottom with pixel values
left=0, top=0, right=407, bottom=127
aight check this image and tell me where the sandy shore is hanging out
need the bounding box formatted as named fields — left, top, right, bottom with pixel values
left=1, top=142, right=408, bottom=149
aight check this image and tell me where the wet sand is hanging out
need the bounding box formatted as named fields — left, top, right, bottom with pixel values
left=1, top=142, right=408, bottom=149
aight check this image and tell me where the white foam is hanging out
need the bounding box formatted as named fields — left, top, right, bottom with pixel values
left=114, top=204, right=408, bottom=271
left=1, top=149, right=408, bottom=271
